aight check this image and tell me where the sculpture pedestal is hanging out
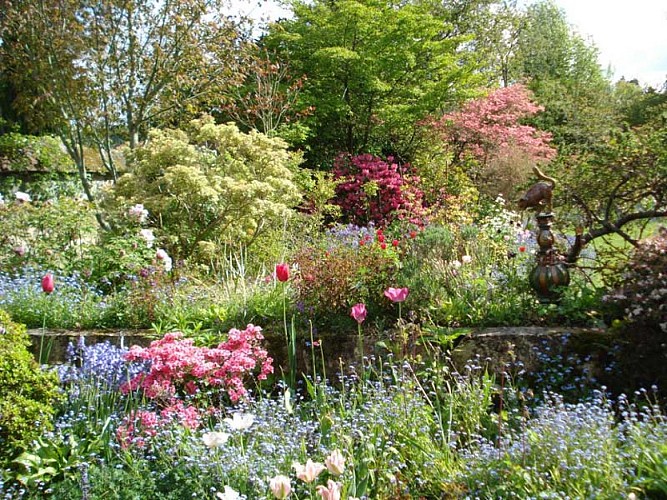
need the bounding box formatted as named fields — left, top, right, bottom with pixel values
left=529, top=213, right=570, bottom=302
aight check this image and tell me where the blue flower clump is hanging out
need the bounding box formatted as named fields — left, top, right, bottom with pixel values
left=56, top=337, right=149, bottom=391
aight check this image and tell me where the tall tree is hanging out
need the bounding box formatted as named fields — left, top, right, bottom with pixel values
left=0, top=0, right=244, bottom=227
left=508, top=0, right=615, bottom=154
left=262, top=0, right=489, bottom=166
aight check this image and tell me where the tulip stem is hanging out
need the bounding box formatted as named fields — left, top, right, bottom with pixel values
left=357, top=323, right=364, bottom=376
left=39, top=312, right=46, bottom=365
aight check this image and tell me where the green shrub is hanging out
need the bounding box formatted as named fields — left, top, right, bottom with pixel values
left=107, top=115, right=303, bottom=264
left=0, top=310, right=62, bottom=463
left=603, top=228, right=667, bottom=334
left=0, top=196, right=98, bottom=274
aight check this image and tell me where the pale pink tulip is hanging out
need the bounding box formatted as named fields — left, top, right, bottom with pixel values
left=293, top=459, right=326, bottom=483
left=269, top=475, right=292, bottom=499
left=316, top=480, right=342, bottom=500
left=325, top=449, right=345, bottom=475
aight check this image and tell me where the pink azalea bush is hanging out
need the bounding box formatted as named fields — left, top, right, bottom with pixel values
left=123, top=326, right=273, bottom=404
left=117, top=325, right=273, bottom=445
left=332, top=153, right=424, bottom=226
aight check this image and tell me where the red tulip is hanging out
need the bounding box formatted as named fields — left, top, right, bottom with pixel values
left=350, top=303, right=367, bottom=324
left=380, top=242, right=387, bottom=250
left=384, top=287, right=409, bottom=303
left=519, top=245, right=526, bottom=252
left=392, top=239, right=399, bottom=247
left=41, top=273, right=55, bottom=294
left=275, top=263, right=290, bottom=282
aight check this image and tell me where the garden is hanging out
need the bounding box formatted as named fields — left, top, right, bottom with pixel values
left=1, top=0, right=667, bottom=498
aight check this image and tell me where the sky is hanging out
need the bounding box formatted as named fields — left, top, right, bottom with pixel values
left=232, top=0, right=667, bottom=89
left=548, top=0, right=667, bottom=88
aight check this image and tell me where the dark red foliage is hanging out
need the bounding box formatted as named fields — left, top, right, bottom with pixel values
left=332, top=153, right=424, bottom=226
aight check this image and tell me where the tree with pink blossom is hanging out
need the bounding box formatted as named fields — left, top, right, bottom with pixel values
left=433, top=84, right=556, bottom=165
left=427, top=84, right=556, bottom=198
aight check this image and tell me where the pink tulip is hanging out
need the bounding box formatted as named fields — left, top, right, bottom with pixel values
left=275, top=263, right=290, bottom=282
left=384, top=287, right=409, bottom=303
left=350, top=303, right=367, bottom=324
left=294, top=459, right=326, bottom=483
left=316, top=480, right=342, bottom=500
left=41, top=273, right=55, bottom=294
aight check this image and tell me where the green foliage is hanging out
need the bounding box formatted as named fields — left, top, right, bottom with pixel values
left=263, top=0, right=483, bottom=163
left=0, top=310, right=61, bottom=463
left=110, top=116, right=303, bottom=262
left=0, top=195, right=98, bottom=274
left=510, top=0, right=615, bottom=154
left=0, top=133, right=74, bottom=172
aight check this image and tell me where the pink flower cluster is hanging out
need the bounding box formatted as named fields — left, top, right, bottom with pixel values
left=122, top=325, right=273, bottom=404
left=333, top=153, right=424, bottom=226
left=116, top=402, right=202, bottom=449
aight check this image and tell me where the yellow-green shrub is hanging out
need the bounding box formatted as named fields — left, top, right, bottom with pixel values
left=107, top=115, right=303, bottom=265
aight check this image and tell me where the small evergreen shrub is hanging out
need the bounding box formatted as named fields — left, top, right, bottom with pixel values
left=292, top=227, right=400, bottom=323
left=0, top=310, right=61, bottom=462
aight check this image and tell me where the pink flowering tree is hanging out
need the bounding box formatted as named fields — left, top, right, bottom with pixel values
left=332, top=153, right=425, bottom=226
left=426, top=84, right=557, bottom=199
left=433, top=84, right=556, bottom=165
left=117, top=325, right=273, bottom=445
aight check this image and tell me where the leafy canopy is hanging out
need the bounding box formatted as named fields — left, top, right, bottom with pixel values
left=262, top=0, right=485, bottom=164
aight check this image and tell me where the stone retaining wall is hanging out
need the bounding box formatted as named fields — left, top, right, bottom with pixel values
left=28, top=325, right=666, bottom=399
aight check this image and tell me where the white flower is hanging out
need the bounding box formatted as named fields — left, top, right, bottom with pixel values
left=324, top=449, right=345, bottom=475
left=202, top=431, right=230, bottom=449
left=461, top=254, right=472, bottom=264
left=140, top=229, right=156, bottom=248
left=216, top=485, right=241, bottom=500
left=155, top=248, right=172, bottom=272
left=451, top=260, right=462, bottom=269
left=15, top=191, right=31, bottom=202
left=128, top=203, right=149, bottom=222
left=224, top=412, right=255, bottom=431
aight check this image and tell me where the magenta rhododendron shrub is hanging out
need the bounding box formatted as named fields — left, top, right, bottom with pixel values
left=121, top=325, right=273, bottom=433
left=332, top=153, right=424, bottom=226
